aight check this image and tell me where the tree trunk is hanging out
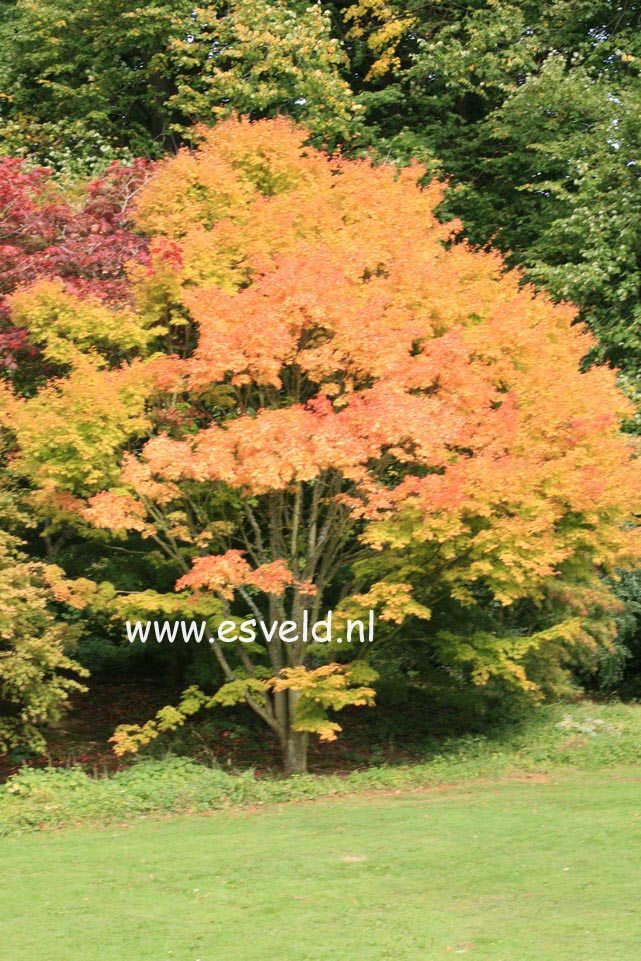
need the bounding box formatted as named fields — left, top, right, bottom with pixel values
left=281, top=728, right=309, bottom=776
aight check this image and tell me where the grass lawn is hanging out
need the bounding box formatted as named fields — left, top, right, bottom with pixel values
left=2, top=768, right=641, bottom=961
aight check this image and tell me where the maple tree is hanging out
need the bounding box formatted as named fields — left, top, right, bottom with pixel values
left=0, top=156, right=152, bottom=382
left=2, top=117, right=640, bottom=773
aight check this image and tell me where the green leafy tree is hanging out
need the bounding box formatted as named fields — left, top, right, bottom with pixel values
left=0, top=0, right=360, bottom=171
left=0, top=512, right=87, bottom=754
left=340, top=0, right=641, bottom=378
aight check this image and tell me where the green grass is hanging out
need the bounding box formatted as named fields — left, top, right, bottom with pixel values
left=2, top=768, right=641, bottom=960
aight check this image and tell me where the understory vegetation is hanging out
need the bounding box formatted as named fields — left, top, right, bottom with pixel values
left=3, top=702, right=641, bottom=835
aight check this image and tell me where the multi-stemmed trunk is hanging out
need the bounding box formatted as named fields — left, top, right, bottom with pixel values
left=205, top=478, right=358, bottom=775
left=211, top=612, right=314, bottom=775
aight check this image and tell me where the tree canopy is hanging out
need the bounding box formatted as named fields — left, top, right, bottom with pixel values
left=0, top=0, right=359, bottom=169
left=3, top=0, right=641, bottom=381
left=344, top=0, right=641, bottom=381
left=2, top=117, right=639, bottom=770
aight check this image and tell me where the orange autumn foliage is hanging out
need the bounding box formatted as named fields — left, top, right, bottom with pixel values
left=108, top=117, right=641, bottom=610
left=4, top=116, right=641, bottom=770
